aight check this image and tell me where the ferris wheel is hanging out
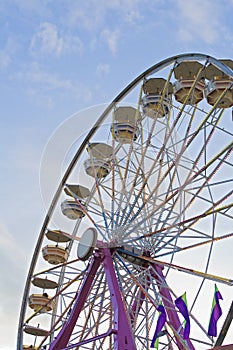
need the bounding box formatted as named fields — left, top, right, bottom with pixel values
left=18, top=53, right=233, bottom=350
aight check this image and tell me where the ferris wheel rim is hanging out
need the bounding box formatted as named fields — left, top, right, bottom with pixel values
left=18, top=52, right=233, bottom=350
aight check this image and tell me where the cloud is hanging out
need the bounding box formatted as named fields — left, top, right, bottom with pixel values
left=15, top=63, right=72, bottom=107
left=8, top=0, right=50, bottom=16
left=30, top=22, right=83, bottom=57
left=124, top=8, right=142, bottom=24
left=0, top=222, right=27, bottom=265
left=15, top=62, right=93, bottom=107
left=0, top=221, right=28, bottom=350
left=175, top=0, right=220, bottom=44
left=101, top=29, right=120, bottom=55
left=68, top=0, right=143, bottom=30
left=23, top=63, right=72, bottom=89
left=16, top=62, right=73, bottom=92
left=0, top=36, right=19, bottom=69
left=96, top=63, right=110, bottom=76
left=66, top=0, right=144, bottom=55
left=0, top=51, right=10, bottom=68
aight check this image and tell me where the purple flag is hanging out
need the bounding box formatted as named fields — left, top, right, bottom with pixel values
left=208, top=284, right=223, bottom=337
left=151, top=304, right=166, bottom=348
left=175, top=292, right=190, bottom=340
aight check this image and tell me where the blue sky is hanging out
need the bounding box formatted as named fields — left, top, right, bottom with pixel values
left=1, top=1, right=233, bottom=349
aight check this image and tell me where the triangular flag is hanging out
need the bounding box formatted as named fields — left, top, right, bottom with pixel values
left=175, top=292, right=190, bottom=339
left=208, top=284, right=223, bottom=337
left=151, top=304, right=167, bottom=348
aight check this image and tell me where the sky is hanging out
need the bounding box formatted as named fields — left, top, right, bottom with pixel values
left=1, top=0, right=233, bottom=349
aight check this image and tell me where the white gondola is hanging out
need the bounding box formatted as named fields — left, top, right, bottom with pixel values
left=111, top=106, right=141, bottom=143
left=23, top=325, right=48, bottom=337
left=142, top=78, right=173, bottom=118
left=42, top=245, right=68, bottom=265
left=84, top=143, right=113, bottom=179
left=28, top=293, right=55, bottom=312
left=61, top=184, right=90, bottom=220
left=32, top=277, right=58, bottom=289
left=84, top=158, right=111, bottom=178
left=61, top=198, right=87, bottom=219
left=46, top=229, right=72, bottom=242
left=204, top=59, right=233, bottom=108
left=64, top=183, right=91, bottom=198
left=173, top=61, right=205, bottom=104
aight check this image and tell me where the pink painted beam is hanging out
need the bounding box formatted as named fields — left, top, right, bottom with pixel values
left=48, top=252, right=102, bottom=350
left=103, top=248, right=137, bottom=350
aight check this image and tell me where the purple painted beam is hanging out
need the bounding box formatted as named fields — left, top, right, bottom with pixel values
left=130, top=276, right=150, bottom=326
left=130, top=286, right=146, bottom=325
left=48, top=252, right=102, bottom=350
left=61, top=329, right=117, bottom=349
left=103, top=248, right=137, bottom=350
left=153, top=264, right=196, bottom=350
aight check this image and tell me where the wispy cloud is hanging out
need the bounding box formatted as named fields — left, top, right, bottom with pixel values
left=100, top=29, right=120, bottom=55
left=0, top=222, right=27, bottom=265
left=0, top=221, right=27, bottom=350
left=15, top=62, right=72, bottom=107
left=0, top=36, right=19, bottom=69
left=9, top=0, right=50, bottom=16
left=15, top=62, right=93, bottom=107
left=175, top=0, right=220, bottom=44
left=30, top=22, right=84, bottom=57
left=68, top=0, right=143, bottom=30
left=0, top=51, right=10, bottom=68
left=66, top=0, right=144, bottom=54
left=18, top=62, right=73, bottom=90
left=96, top=63, right=110, bottom=76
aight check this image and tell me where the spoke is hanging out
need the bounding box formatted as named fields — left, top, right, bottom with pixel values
left=114, top=86, right=143, bottom=228
left=159, top=107, right=224, bottom=220
left=151, top=257, right=233, bottom=286
left=121, top=141, right=233, bottom=242
left=119, top=66, right=207, bottom=228
left=171, top=231, right=233, bottom=254
left=118, top=67, right=176, bottom=227
left=125, top=200, right=233, bottom=250
left=151, top=143, right=232, bottom=251
left=121, top=117, right=231, bottom=242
